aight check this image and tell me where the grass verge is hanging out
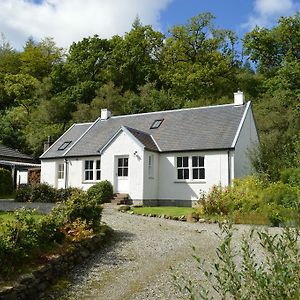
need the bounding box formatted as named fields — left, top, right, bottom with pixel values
left=131, top=206, right=195, bottom=217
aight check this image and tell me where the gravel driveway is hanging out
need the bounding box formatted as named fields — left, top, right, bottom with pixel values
left=45, top=205, right=266, bottom=300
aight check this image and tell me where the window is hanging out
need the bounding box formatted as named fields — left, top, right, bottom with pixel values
left=58, top=141, right=72, bottom=151
left=192, top=156, right=205, bottom=179
left=176, top=155, right=205, bottom=180
left=177, top=156, right=189, bottom=180
left=57, top=163, right=64, bottom=179
left=84, top=159, right=101, bottom=181
left=148, top=155, right=154, bottom=178
left=117, top=157, right=128, bottom=177
left=150, top=119, right=164, bottom=129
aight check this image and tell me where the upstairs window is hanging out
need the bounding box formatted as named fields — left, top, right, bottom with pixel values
left=57, top=163, right=64, bottom=179
left=58, top=141, right=72, bottom=151
left=150, top=119, right=164, bottom=129
left=177, top=156, right=189, bottom=180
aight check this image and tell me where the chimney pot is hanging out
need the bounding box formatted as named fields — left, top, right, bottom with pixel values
left=101, top=108, right=111, bottom=120
left=234, top=90, right=245, bottom=105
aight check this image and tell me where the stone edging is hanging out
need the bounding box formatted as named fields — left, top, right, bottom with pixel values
left=0, top=226, right=114, bottom=300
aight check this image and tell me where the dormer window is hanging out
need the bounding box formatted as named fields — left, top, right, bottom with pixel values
left=150, top=119, right=164, bottom=129
left=58, top=141, right=72, bottom=151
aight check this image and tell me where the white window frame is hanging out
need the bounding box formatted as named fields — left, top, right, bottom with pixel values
left=57, top=163, right=64, bottom=180
left=176, top=156, right=189, bottom=180
left=148, top=154, right=154, bottom=179
left=176, top=155, right=205, bottom=182
left=83, top=159, right=101, bottom=182
left=192, top=156, right=205, bottom=180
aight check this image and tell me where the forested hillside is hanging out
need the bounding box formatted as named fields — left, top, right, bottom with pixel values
left=0, top=13, right=299, bottom=181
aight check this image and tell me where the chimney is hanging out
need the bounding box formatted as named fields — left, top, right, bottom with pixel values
left=101, top=108, right=111, bottom=120
left=234, top=90, right=245, bottom=105
left=43, top=136, right=52, bottom=152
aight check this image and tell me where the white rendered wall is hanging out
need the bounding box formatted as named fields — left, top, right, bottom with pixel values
left=234, top=107, right=259, bottom=178
left=158, top=151, right=230, bottom=201
left=101, top=131, right=144, bottom=200
left=143, top=150, right=159, bottom=200
left=41, top=160, right=57, bottom=187
left=17, top=170, right=28, bottom=185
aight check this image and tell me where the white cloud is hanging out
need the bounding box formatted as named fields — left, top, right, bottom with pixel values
left=245, top=0, right=300, bottom=28
left=0, top=0, right=173, bottom=50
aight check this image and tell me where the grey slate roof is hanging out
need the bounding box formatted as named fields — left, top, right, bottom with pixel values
left=124, top=126, right=159, bottom=152
left=41, top=103, right=248, bottom=159
left=0, top=144, right=35, bottom=163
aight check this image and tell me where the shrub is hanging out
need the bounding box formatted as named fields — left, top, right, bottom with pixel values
left=280, top=167, right=300, bottom=187
left=31, top=183, right=57, bottom=203
left=55, top=187, right=82, bottom=202
left=15, top=184, right=32, bottom=202
left=87, top=180, right=113, bottom=204
left=174, top=224, right=300, bottom=300
left=0, top=168, right=13, bottom=195
left=55, top=190, right=103, bottom=230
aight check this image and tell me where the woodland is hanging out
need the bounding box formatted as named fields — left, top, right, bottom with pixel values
left=0, top=13, right=299, bottom=181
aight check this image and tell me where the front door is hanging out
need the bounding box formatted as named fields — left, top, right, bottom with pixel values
left=115, top=156, right=129, bottom=193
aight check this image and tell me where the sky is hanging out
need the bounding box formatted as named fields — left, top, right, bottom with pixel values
left=0, top=0, right=299, bottom=50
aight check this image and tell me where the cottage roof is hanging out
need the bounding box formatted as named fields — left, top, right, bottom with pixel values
left=0, top=144, right=35, bottom=163
left=41, top=102, right=250, bottom=159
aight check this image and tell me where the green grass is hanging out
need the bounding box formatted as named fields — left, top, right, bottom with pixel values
left=131, top=206, right=195, bottom=217
left=0, top=211, right=44, bottom=228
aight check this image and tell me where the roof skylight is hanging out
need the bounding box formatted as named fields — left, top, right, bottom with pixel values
left=150, top=119, right=164, bottom=129
left=58, top=141, right=72, bottom=151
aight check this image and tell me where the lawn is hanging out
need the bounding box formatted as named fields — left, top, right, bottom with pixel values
left=0, top=211, right=44, bottom=228
left=0, top=191, right=16, bottom=200
left=131, top=206, right=195, bottom=217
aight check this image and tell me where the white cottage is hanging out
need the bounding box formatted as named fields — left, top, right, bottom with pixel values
left=40, top=91, right=259, bottom=206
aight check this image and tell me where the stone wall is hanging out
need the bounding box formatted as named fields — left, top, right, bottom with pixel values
left=0, top=226, right=114, bottom=300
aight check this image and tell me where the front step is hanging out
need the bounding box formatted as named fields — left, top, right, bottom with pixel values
left=111, top=193, right=129, bottom=205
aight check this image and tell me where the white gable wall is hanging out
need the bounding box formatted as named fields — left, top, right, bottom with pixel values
left=234, top=107, right=259, bottom=178
left=157, top=151, right=230, bottom=202
left=41, top=159, right=58, bottom=187
left=101, top=131, right=144, bottom=200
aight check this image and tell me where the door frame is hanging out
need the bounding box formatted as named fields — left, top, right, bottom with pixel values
left=114, top=155, right=129, bottom=193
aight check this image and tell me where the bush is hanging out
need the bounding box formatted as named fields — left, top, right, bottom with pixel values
left=87, top=180, right=113, bottom=204
left=200, top=176, right=300, bottom=226
left=55, top=190, right=103, bottom=230
left=15, top=184, right=32, bottom=202
left=175, top=224, right=300, bottom=300
left=0, top=168, right=13, bottom=195
left=280, top=167, right=300, bottom=187
left=31, top=183, right=57, bottom=203
left=55, top=187, right=82, bottom=202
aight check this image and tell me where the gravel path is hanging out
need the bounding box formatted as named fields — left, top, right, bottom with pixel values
left=46, top=205, right=267, bottom=300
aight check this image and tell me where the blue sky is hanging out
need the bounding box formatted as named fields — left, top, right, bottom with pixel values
left=0, top=0, right=299, bottom=50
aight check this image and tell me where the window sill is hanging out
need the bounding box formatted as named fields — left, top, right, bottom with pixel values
left=174, top=180, right=206, bottom=184
left=82, top=180, right=101, bottom=184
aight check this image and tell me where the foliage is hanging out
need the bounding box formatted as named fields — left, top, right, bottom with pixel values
left=0, top=190, right=103, bottom=276
left=56, top=190, right=103, bottom=230
left=0, top=168, right=13, bottom=195
left=87, top=180, right=113, bottom=204
left=200, top=176, right=300, bottom=226
left=280, top=168, right=300, bottom=187
left=15, top=184, right=81, bottom=203
left=174, top=223, right=300, bottom=300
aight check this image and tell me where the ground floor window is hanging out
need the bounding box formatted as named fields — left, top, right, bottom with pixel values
left=84, top=159, right=101, bottom=181
left=57, top=163, right=64, bottom=179
left=176, top=155, right=205, bottom=180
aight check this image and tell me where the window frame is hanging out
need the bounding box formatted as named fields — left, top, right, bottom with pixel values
left=117, top=157, right=129, bottom=178
left=176, top=156, right=189, bottom=180
left=148, top=154, right=154, bottom=179
left=57, top=163, right=64, bottom=180
left=175, top=155, right=206, bottom=182
left=83, top=159, right=101, bottom=182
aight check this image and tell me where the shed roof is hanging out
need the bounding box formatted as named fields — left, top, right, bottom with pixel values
left=41, top=102, right=249, bottom=159
left=0, top=144, right=35, bottom=163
